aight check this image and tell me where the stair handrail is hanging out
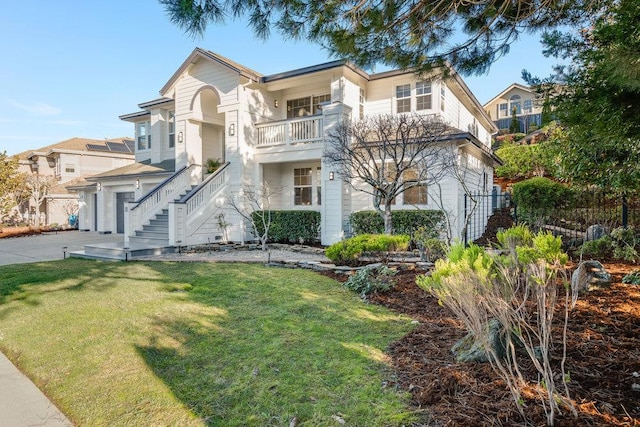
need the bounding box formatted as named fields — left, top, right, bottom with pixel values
left=169, top=163, right=230, bottom=245
left=131, top=165, right=188, bottom=211
left=177, top=162, right=229, bottom=214
left=128, top=164, right=197, bottom=239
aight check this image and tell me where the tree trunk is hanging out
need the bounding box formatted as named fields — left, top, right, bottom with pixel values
left=384, top=205, right=393, bottom=234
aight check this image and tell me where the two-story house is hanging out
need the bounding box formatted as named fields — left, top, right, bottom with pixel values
left=15, top=137, right=135, bottom=226
left=73, top=48, right=499, bottom=253
left=483, top=83, right=544, bottom=134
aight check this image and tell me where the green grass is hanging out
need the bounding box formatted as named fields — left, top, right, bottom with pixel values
left=0, top=259, right=418, bottom=426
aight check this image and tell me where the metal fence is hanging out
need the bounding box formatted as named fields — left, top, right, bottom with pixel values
left=464, top=190, right=640, bottom=246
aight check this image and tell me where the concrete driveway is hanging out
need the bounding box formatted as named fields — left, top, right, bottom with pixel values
left=0, top=231, right=123, bottom=266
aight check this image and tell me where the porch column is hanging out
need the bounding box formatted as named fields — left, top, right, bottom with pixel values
left=320, top=102, right=352, bottom=245
left=96, top=186, right=111, bottom=234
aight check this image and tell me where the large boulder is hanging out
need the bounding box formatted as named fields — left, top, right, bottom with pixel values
left=572, top=260, right=611, bottom=293
left=585, top=224, right=608, bottom=242
left=451, top=318, right=506, bottom=363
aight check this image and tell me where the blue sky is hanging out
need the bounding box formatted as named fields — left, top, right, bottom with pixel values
left=1, top=1, right=559, bottom=156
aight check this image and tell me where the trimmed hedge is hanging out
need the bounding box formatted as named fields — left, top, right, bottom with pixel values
left=325, top=234, right=410, bottom=265
left=251, top=210, right=321, bottom=243
left=512, top=177, right=574, bottom=213
left=350, top=210, right=445, bottom=237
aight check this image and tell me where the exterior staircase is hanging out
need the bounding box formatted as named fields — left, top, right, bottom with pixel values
left=129, top=185, right=198, bottom=247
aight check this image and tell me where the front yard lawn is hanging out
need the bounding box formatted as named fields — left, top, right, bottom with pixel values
left=0, top=259, right=417, bottom=426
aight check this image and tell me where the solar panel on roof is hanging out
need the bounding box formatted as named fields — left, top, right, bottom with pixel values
left=85, top=144, right=111, bottom=152
left=124, top=140, right=135, bottom=152
left=105, top=141, right=133, bottom=153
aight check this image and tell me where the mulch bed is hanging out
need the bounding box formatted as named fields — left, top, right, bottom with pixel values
left=320, top=263, right=640, bottom=426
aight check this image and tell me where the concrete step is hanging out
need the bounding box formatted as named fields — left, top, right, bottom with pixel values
left=135, top=230, right=169, bottom=238
left=141, top=224, right=167, bottom=232
left=72, top=242, right=175, bottom=260
left=128, top=235, right=170, bottom=247
left=148, top=218, right=168, bottom=227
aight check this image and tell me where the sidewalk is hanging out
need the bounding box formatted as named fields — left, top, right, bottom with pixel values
left=0, top=352, right=72, bottom=426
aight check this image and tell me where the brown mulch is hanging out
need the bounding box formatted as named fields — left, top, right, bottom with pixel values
left=320, top=263, right=640, bottom=426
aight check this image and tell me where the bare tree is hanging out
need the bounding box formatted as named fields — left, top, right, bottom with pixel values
left=25, top=173, right=55, bottom=227
left=324, top=113, right=451, bottom=234
left=227, top=183, right=280, bottom=251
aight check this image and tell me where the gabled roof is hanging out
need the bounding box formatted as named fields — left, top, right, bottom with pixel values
left=261, top=59, right=368, bottom=83
left=483, top=83, right=533, bottom=108
left=160, top=47, right=263, bottom=96
left=87, top=159, right=175, bottom=181
left=15, top=137, right=135, bottom=160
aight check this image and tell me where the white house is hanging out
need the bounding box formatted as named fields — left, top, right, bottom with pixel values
left=74, top=48, right=499, bottom=252
left=483, top=83, right=544, bottom=134
left=14, top=137, right=135, bottom=227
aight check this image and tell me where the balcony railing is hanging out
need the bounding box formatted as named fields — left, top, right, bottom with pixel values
left=255, top=116, right=324, bottom=147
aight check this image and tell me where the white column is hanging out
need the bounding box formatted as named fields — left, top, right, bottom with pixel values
left=320, top=102, right=352, bottom=245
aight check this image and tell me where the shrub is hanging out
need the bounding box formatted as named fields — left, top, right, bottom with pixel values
left=417, top=228, right=575, bottom=425
left=252, top=210, right=321, bottom=243
left=622, top=270, right=640, bottom=285
left=610, top=226, right=639, bottom=262
left=512, top=177, right=574, bottom=227
left=496, top=224, right=534, bottom=250
left=325, top=234, right=410, bottom=265
left=580, top=236, right=614, bottom=258
left=206, top=158, right=222, bottom=174
left=343, top=265, right=397, bottom=298
left=414, top=225, right=448, bottom=262
left=350, top=210, right=445, bottom=237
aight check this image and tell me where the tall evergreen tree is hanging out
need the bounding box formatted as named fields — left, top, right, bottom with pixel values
left=526, top=0, right=640, bottom=191
left=160, top=0, right=604, bottom=75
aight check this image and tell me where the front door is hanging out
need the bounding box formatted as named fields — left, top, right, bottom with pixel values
left=116, top=192, right=135, bottom=233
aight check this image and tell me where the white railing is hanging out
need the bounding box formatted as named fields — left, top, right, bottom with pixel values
left=256, top=116, right=324, bottom=147
left=126, top=164, right=198, bottom=242
left=170, top=163, right=230, bottom=245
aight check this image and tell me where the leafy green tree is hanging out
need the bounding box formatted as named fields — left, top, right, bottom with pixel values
left=160, top=0, right=604, bottom=75
left=495, top=124, right=565, bottom=180
left=525, top=0, right=640, bottom=191
left=0, top=152, right=21, bottom=224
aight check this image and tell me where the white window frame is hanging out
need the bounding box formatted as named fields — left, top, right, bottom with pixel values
left=403, top=167, right=428, bottom=205
left=294, top=167, right=313, bottom=206
left=287, top=94, right=330, bottom=118
left=168, top=111, right=175, bottom=148
left=136, top=122, right=151, bottom=151
left=509, top=94, right=522, bottom=115
left=523, top=99, right=533, bottom=114
left=440, top=85, right=445, bottom=111
left=416, top=81, right=432, bottom=111
left=396, top=84, right=411, bottom=113
left=499, top=103, right=509, bottom=118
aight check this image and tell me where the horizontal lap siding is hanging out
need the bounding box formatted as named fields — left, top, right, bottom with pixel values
left=175, top=60, right=240, bottom=113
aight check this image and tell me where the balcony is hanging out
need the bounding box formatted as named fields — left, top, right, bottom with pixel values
left=255, top=116, right=324, bottom=147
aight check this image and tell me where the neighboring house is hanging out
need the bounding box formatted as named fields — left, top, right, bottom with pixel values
left=15, top=137, right=135, bottom=226
left=74, top=47, right=499, bottom=247
left=483, top=83, right=543, bottom=134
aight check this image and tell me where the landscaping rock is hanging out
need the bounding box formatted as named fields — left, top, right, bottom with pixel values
left=572, top=260, right=612, bottom=292
left=451, top=318, right=505, bottom=363
left=585, top=224, right=608, bottom=242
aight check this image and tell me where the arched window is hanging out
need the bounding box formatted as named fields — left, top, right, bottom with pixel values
left=509, top=94, right=522, bottom=115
